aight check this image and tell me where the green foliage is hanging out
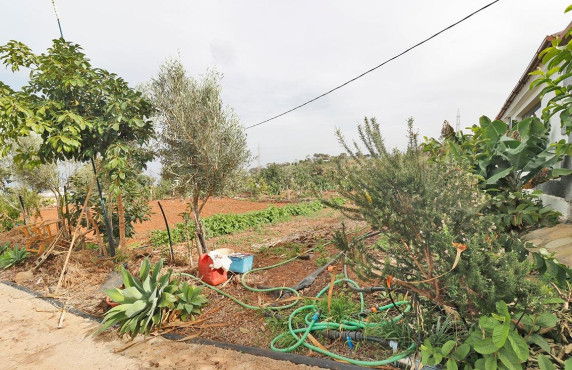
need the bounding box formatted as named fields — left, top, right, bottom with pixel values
left=531, top=20, right=572, bottom=136
left=148, top=59, right=250, bottom=253
left=247, top=154, right=340, bottom=198
left=69, top=162, right=152, bottom=239
left=151, top=178, right=175, bottom=200
left=100, top=258, right=208, bottom=338
left=0, top=39, right=154, bottom=184
left=316, top=289, right=360, bottom=323
left=421, top=339, right=471, bottom=370
left=175, top=282, right=208, bottom=321
left=0, top=246, right=29, bottom=268
left=532, top=249, right=572, bottom=287
left=328, top=118, right=537, bottom=316
left=0, top=242, right=10, bottom=254
left=0, top=191, right=21, bottom=231
left=421, top=301, right=564, bottom=369
left=488, top=190, right=559, bottom=231
left=149, top=200, right=332, bottom=247
left=423, top=116, right=568, bottom=231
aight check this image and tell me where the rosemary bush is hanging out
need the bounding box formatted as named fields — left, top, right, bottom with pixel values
left=327, top=118, right=539, bottom=317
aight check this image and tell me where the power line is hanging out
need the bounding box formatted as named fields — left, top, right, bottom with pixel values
left=246, top=0, right=500, bottom=130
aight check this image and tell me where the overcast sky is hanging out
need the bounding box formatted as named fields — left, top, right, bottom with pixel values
left=1, top=1, right=571, bottom=176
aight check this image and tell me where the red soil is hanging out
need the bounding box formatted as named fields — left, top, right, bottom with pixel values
left=39, top=197, right=287, bottom=242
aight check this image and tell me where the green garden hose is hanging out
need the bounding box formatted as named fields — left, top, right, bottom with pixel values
left=269, top=278, right=416, bottom=366
left=180, top=250, right=309, bottom=311
left=181, top=252, right=416, bottom=367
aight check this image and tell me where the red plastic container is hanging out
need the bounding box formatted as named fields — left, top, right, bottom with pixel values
left=198, top=253, right=227, bottom=286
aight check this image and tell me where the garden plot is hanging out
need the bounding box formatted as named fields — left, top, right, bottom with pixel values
left=2, top=200, right=403, bottom=363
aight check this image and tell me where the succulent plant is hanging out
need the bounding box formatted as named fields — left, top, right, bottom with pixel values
left=175, top=282, right=208, bottom=321
left=99, top=258, right=178, bottom=337
left=100, top=258, right=208, bottom=338
left=0, top=246, right=29, bottom=269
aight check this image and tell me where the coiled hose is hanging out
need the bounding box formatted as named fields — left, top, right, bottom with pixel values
left=180, top=253, right=416, bottom=366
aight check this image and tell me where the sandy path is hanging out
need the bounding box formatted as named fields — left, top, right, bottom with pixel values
left=0, top=283, right=319, bottom=370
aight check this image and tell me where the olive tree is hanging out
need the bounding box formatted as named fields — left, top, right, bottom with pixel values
left=149, top=59, right=250, bottom=254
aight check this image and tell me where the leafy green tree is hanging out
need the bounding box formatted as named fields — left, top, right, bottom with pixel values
left=69, top=162, right=152, bottom=241
left=149, top=59, right=250, bottom=254
left=0, top=39, right=154, bottom=178
left=0, top=39, right=154, bottom=253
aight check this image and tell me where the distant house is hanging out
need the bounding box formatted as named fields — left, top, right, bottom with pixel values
left=497, top=21, right=572, bottom=220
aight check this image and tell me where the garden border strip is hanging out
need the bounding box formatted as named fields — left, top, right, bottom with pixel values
left=1, top=280, right=365, bottom=370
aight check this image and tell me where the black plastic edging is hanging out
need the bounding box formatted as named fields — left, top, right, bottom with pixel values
left=1, top=280, right=366, bottom=370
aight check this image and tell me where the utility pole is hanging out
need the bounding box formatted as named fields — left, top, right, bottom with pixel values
left=456, top=108, right=461, bottom=132
left=257, top=143, right=261, bottom=168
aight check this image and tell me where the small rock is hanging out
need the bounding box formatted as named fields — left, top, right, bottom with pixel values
left=133, top=246, right=153, bottom=258
left=14, top=270, right=34, bottom=284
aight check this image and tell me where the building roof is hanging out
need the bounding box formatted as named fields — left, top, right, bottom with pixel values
left=496, top=21, right=572, bottom=120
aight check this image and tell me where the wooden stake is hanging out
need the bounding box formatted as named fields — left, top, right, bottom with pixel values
left=57, top=305, right=66, bottom=328
left=55, top=168, right=99, bottom=295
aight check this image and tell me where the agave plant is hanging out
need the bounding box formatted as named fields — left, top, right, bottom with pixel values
left=99, top=258, right=179, bottom=337
left=0, top=242, right=10, bottom=254
left=175, top=282, right=208, bottom=321
left=0, top=246, right=29, bottom=269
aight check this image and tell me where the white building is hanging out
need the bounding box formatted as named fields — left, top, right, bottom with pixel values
left=497, top=21, right=572, bottom=220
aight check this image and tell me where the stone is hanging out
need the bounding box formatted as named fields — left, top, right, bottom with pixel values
left=544, top=237, right=572, bottom=250
left=14, top=270, right=34, bottom=285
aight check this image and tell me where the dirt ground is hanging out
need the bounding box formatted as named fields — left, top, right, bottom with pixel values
left=1, top=198, right=400, bottom=367
left=39, top=197, right=287, bottom=243
left=0, top=283, right=320, bottom=370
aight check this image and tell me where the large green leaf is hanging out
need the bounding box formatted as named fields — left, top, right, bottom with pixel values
left=528, top=333, right=551, bottom=353
left=551, top=167, right=572, bottom=177
left=124, top=300, right=147, bottom=318
left=485, top=166, right=513, bottom=185
left=479, top=316, right=498, bottom=331
left=139, top=258, right=150, bottom=281
left=536, top=313, right=557, bottom=328
left=507, top=331, right=529, bottom=362
left=451, top=343, right=471, bottom=361
left=497, top=346, right=523, bottom=369
left=446, top=359, right=459, bottom=370
left=492, top=323, right=509, bottom=348
left=442, top=340, right=456, bottom=356
left=495, top=301, right=511, bottom=322
left=484, top=354, right=497, bottom=370
left=104, top=288, right=126, bottom=304
left=473, top=338, right=498, bottom=355
left=122, top=286, right=144, bottom=301
left=538, top=354, right=555, bottom=370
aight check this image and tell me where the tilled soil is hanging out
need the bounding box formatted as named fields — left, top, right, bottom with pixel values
left=1, top=201, right=401, bottom=366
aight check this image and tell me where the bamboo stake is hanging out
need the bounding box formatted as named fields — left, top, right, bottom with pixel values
left=55, top=168, right=99, bottom=295
left=57, top=305, right=66, bottom=328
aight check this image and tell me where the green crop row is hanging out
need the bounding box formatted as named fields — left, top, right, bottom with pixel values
left=149, top=199, right=341, bottom=247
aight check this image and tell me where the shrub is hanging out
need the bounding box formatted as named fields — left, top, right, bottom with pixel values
left=327, top=118, right=539, bottom=317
